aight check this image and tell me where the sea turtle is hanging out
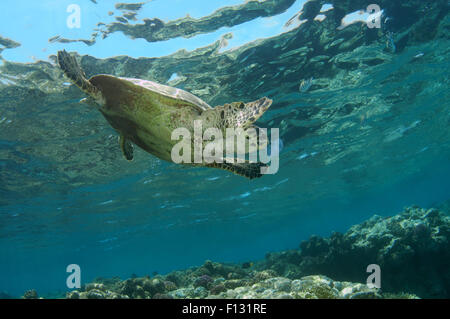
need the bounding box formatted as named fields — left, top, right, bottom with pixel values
left=57, top=50, right=272, bottom=179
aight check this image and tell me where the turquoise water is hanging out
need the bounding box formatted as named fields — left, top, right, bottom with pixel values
left=0, top=0, right=449, bottom=297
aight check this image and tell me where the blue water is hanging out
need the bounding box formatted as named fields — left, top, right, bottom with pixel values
left=0, top=0, right=449, bottom=297
left=2, top=160, right=449, bottom=296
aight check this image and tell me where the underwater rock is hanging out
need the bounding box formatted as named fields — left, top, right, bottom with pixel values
left=252, top=269, right=277, bottom=281
left=168, top=287, right=195, bottom=299
left=152, top=293, right=173, bottom=299
left=144, top=278, right=166, bottom=296
left=224, top=279, right=250, bottom=290
left=195, top=260, right=246, bottom=279
left=86, top=289, right=106, bottom=299
left=193, top=287, right=209, bottom=298
left=163, top=280, right=177, bottom=291
left=262, top=206, right=450, bottom=298
left=209, top=283, right=227, bottom=295
left=119, top=278, right=139, bottom=297
left=165, top=271, right=189, bottom=287
left=27, top=206, right=450, bottom=299
left=37, top=272, right=419, bottom=299
left=66, top=291, right=80, bottom=299
left=85, top=283, right=106, bottom=291
left=22, top=289, right=39, bottom=299
left=210, top=275, right=384, bottom=299
left=193, top=275, right=213, bottom=289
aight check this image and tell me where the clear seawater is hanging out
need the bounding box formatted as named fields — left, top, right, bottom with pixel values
left=0, top=0, right=449, bottom=297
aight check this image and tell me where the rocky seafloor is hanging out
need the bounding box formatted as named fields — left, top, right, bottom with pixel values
left=20, top=206, right=449, bottom=299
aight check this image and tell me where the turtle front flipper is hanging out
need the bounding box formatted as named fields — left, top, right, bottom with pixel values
left=223, top=123, right=269, bottom=154
left=119, top=135, right=134, bottom=161
left=57, top=50, right=103, bottom=102
left=206, top=161, right=265, bottom=179
left=203, top=97, right=272, bottom=129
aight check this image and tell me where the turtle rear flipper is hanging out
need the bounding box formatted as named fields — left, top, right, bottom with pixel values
left=206, top=161, right=265, bottom=179
left=58, top=50, right=101, bottom=98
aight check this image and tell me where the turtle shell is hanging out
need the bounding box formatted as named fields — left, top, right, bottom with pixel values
left=119, top=77, right=212, bottom=111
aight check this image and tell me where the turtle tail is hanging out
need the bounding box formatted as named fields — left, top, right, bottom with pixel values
left=206, top=161, right=265, bottom=179
left=57, top=50, right=99, bottom=96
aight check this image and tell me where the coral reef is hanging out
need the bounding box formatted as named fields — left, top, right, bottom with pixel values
left=65, top=274, right=395, bottom=299
left=20, top=206, right=448, bottom=299
left=261, top=206, right=450, bottom=298
left=22, top=289, right=39, bottom=299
